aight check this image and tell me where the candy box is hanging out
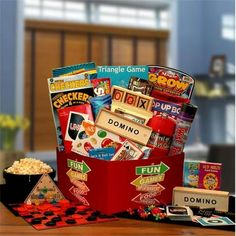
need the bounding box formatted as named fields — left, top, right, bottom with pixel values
left=198, top=162, right=222, bottom=190
left=57, top=150, right=184, bottom=214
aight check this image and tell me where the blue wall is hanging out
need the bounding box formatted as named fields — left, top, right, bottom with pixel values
left=172, top=0, right=234, bottom=75
left=170, top=0, right=235, bottom=145
left=203, top=0, right=235, bottom=72
left=0, top=0, right=17, bottom=114
left=0, top=0, right=24, bottom=149
left=175, top=0, right=205, bottom=74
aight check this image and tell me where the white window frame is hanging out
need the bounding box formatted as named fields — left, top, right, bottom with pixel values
left=24, top=0, right=170, bottom=29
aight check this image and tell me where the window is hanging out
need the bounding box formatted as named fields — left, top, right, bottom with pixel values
left=222, top=14, right=235, bottom=41
left=24, top=0, right=170, bottom=29
left=92, top=4, right=157, bottom=28
left=24, top=0, right=87, bottom=22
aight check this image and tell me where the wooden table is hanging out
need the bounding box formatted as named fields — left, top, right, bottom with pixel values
left=0, top=202, right=234, bottom=236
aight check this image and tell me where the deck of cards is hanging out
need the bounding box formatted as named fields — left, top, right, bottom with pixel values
left=166, top=206, right=193, bottom=221
left=197, top=216, right=235, bottom=226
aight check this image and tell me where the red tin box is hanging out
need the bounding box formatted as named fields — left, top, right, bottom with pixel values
left=57, top=150, right=184, bottom=214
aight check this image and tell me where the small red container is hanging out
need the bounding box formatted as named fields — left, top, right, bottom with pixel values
left=147, top=114, right=176, bottom=156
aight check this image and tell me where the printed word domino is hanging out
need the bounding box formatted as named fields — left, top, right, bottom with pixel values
left=173, top=187, right=229, bottom=212
left=95, top=109, right=152, bottom=146
left=111, top=85, right=153, bottom=111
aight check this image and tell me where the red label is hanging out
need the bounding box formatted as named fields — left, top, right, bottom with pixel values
left=168, top=146, right=183, bottom=156
left=174, top=126, right=190, bottom=145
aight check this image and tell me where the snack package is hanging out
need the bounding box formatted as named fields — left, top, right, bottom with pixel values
left=48, top=72, right=95, bottom=151
left=71, top=121, right=124, bottom=156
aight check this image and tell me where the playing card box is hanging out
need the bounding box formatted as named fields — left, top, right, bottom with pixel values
left=198, top=162, right=222, bottom=190
left=57, top=150, right=184, bottom=214
left=183, top=161, right=200, bottom=188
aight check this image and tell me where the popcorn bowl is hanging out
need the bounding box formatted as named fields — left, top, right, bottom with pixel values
left=2, top=168, right=56, bottom=203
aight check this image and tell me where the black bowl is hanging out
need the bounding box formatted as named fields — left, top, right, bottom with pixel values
left=3, top=168, right=56, bottom=204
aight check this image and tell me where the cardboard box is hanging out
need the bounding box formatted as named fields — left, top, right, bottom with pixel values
left=57, top=150, right=184, bottom=214
left=183, top=161, right=200, bottom=188
left=198, top=162, right=222, bottom=190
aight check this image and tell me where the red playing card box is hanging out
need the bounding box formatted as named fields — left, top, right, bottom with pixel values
left=198, top=162, right=222, bottom=190
left=57, top=150, right=184, bottom=214
left=58, top=104, right=94, bottom=153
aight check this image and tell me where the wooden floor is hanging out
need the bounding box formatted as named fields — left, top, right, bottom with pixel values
left=0, top=203, right=234, bottom=236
